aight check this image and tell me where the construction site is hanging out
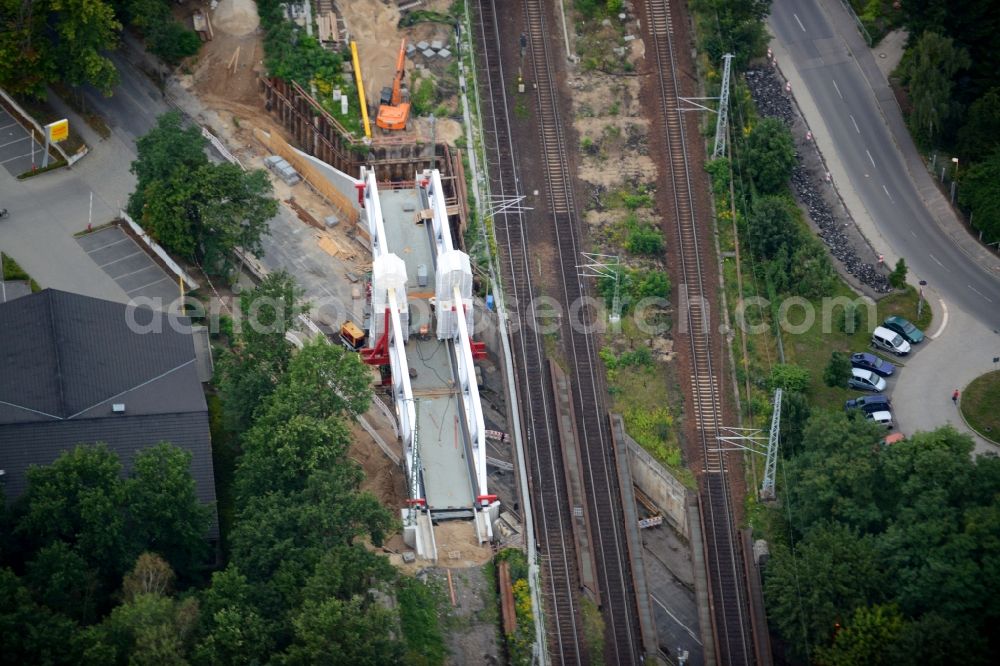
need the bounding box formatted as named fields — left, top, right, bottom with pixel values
left=160, top=0, right=714, bottom=663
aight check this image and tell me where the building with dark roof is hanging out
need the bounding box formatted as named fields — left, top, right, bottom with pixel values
left=0, top=289, right=218, bottom=538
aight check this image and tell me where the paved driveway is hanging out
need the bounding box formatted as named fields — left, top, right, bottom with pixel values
left=0, top=108, right=49, bottom=176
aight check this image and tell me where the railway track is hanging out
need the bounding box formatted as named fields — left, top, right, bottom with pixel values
left=642, top=0, right=757, bottom=662
left=473, top=0, right=643, bottom=663
left=519, top=0, right=641, bottom=662
left=471, top=1, right=584, bottom=662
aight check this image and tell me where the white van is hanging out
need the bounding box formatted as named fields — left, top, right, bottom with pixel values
left=866, top=409, right=894, bottom=429
left=871, top=326, right=911, bottom=356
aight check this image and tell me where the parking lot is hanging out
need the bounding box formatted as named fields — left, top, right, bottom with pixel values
left=76, top=226, right=181, bottom=306
left=0, top=108, right=50, bottom=176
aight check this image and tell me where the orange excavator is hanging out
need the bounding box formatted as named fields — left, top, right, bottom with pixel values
left=376, top=40, right=411, bottom=131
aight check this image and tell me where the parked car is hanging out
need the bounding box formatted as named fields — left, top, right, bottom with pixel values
left=866, top=409, right=894, bottom=429
left=850, top=352, right=895, bottom=377
left=848, top=368, right=887, bottom=392
left=845, top=393, right=892, bottom=414
left=872, top=326, right=911, bottom=356
left=883, top=315, right=925, bottom=344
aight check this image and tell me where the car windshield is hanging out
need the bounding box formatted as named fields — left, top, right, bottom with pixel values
left=892, top=334, right=904, bottom=346
left=871, top=357, right=883, bottom=368
left=902, top=321, right=915, bottom=333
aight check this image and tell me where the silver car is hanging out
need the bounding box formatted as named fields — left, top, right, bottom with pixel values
left=848, top=368, right=887, bottom=392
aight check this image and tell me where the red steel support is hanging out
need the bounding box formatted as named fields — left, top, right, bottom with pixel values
left=361, top=310, right=391, bottom=366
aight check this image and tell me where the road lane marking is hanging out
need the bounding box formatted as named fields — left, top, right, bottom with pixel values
left=832, top=79, right=843, bottom=99
left=650, top=593, right=703, bottom=645
left=929, top=253, right=948, bottom=270
left=882, top=184, right=894, bottom=202
left=969, top=284, right=994, bottom=303
left=910, top=230, right=917, bottom=237
left=794, top=13, right=806, bottom=31
left=866, top=149, right=876, bottom=168
left=930, top=299, right=948, bottom=339
left=850, top=114, right=860, bottom=133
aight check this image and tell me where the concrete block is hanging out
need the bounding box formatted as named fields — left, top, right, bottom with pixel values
left=438, top=48, right=451, bottom=59
left=416, top=40, right=429, bottom=51
left=422, top=49, right=436, bottom=58
left=430, top=39, right=444, bottom=51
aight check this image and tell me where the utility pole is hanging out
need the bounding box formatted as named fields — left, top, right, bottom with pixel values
left=760, top=389, right=782, bottom=501
left=712, top=54, right=734, bottom=159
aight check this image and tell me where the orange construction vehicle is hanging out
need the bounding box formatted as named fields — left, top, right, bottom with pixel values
left=376, top=40, right=411, bottom=131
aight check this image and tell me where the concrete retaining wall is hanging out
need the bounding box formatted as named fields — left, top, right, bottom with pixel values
left=625, top=434, right=690, bottom=538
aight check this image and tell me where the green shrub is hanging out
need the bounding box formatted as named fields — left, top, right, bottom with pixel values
left=768, top=363, right=811, bottom=393
left=626, top=224, right=664, bottom=255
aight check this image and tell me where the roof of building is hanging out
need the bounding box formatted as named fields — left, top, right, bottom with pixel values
left=0, top=289, right=217, bottom=537
left=0, top=289, right=206, bottom=423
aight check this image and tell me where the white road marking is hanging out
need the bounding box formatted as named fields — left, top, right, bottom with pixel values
left=866, top=149, right=876, bottom=168
left=930, top=299, right=948, bottom=339
left=910, top=230, right=917, bottom=237
left=0, top=135, right=29, bottom=150
left=650, top=593, right=703, bottom=645
left=929, top=253, right=947, bottom=269
left=794, top=14, right=806, bottom=31
left=850, top=114, right=860, bottom=133
left=0, top=150, right=33, bottom=165
left=882, top=184, right=894, bottom=202
left=832, top=79, right=843, bottom=99
left=969, top=284, right=994, bottom=303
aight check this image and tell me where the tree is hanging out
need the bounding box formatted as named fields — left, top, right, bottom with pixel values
left=16, top=445, right=129, bottom=582
left=957, top=88, right=1000, bottom=161
left=250, top=337, right=373, bottom=434
left=282, top=596, right=402, bottom=666
left=216, top=271, right=304, bottom=431
left=0, top=567, right=84, bottom=665
left=51, top=0, right=122, bottom=94
left=128, top=111, right=210, bottom=221
left=690, top=0, right=770, bottom=68
left=784, top=411, right=887, bottom=534
left=235, top=414, right=352, bottom=500
left=789, top=239, right=837, bottom=299
left=889, top=257, right=908, bottom=289
left=192, top=164, right=278, bottom=273
left=97, top=592, right=199, bottom=666
left=823, top=351, right=852, bottom=388
left=764, top=523, right=887, bottom=662
left=746, top=195, right=800, bottom=261
left=128, top=113, right=277, bottom=274
left=0, top=0, right=121, bottom=96
left=193, top=566, right=271, bottom=665
left=122, top=553, right=176, bottom=602
left=902, top=31, right=971, bottom=147
left=767, top=363, right=811, bottom=393
left=742, top=118, right=797, bottom=194
left=812, top=603, right=907, bottom=666
left=26, top=541, right=101, bottom=624
left=125, top=445, right=210, bottom=579
left=958, top=150, right=1000, bottom=244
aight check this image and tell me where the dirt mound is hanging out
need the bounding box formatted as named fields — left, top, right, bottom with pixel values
left=213, top=0, right=260, bottom=36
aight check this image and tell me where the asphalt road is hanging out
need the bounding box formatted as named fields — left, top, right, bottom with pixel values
left=770, top=0, right=1000, bottom=331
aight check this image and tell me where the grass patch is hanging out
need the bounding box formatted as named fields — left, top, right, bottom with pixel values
left=961, top=370, right=1000, bottom=443
left=580, top=596, right=605, bottom=665
left=603, top=319, right=694, bottom=487
left=783, top=285, right=932, bottom=409
left=1, top=253, right=42, bottom=291
left=17, top=158, right=68, bottom=179
left=398, top=575, right=447, bottom=666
